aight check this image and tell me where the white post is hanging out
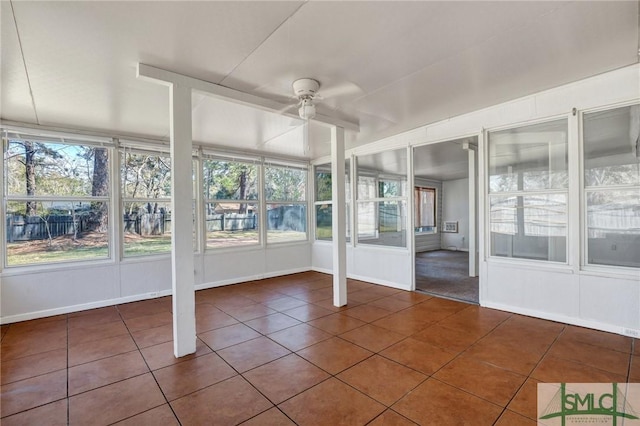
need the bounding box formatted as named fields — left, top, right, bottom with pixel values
left=468, top=147, right=477, bottom=277
left=331, top=126, right=347, bottom=307
left=170, top=84, right=196, bottom=357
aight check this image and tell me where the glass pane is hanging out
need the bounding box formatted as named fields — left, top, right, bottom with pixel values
left=490, top=194, right=567, bottom=262
left=357, top=176, right=377, bottom=200
left=265, top=166, right=306, bottom=202
left=587, top=189, right=640, bottom=268
left=206, top=202, right=259, bottom=248
left=378, top=179, right=406, bottom=198
left=6, top=139, right=109, bottom=197
left=314, top=203, right=351, bottom=242
left=489, top=119, right=568, bottom=192
left=584, top=104, right=640, bottom=187
left=203, top=159, right=258, bottom=200
left=121, top=151, right=170, bottom=198
left=357, top=200, right=407, bottom=247
left=314, top=161, right=350, bottom=202
left=267, top=204, right=307, bottom=243
left=6, top=200, right=109, bottom=266
left=123, top=201, right=172, bottom=256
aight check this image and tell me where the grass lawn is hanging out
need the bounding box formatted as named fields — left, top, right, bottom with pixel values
left=7, top=239, right=109, bottom=266
left=7, top=229, right=310, bottom=265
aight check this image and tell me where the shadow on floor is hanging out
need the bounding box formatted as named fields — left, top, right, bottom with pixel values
left=415, top=249, right=478, bottom=304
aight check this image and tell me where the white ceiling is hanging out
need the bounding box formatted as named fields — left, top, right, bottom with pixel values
left=2, top=1, right=639, bottom=163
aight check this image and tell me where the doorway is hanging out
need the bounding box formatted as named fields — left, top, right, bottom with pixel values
left=413, top=137, right=479, bottom=304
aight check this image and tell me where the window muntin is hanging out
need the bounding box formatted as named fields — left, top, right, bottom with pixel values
left=121, top=150, right=172, bottom=256
left=4, top=131, right=110, bottom=266
left=203, top=158, right=259, bottom=249
left=415, top=187, right=436, bottom=233
left=487, top=119, right=568, bottom=263
left=583, top=104, right=640, bottom=268
left=313, top=162, right=351, bottom=241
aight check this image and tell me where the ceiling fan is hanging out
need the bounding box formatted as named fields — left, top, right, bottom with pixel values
left=278, top=78, right=360, bottom=153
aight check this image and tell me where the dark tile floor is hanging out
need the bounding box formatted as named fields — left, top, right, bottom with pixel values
left=1, top=271, right=638, bottom=425
left=415, top=250, right=479, bottom=303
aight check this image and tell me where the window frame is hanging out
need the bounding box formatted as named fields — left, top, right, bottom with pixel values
left=414, top=186, right=437, bottom=234
left=580, top=102, right=640, bottom=272
left=119, top=146, right=173, bottom=258
left=202, top=154, right=261, bottom=250
left=3, top=129, right=113, bottom=268
left=312, top=162, right=351, bottom=242
left=355, top=166, right=408, bottom=248
left=264, top=161, right=309, bottom=245
left=486, top=117, right=570, bottom=265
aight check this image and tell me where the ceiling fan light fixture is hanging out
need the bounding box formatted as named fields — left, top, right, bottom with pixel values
left=299, top=98, right=316, bottom=120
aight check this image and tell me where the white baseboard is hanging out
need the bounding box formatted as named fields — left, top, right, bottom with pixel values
left=481, top=301, right=628, bottom=336
left=1, top=267, right=312, bottom=325
left=0, top=289, right=173, bottom=325
left=311, top=267, right=411, bottom=291
left=194, top=267, right=311, bottom=291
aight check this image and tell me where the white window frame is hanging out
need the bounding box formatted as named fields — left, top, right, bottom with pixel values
left=414, top=186, right=437, bottom=235
left=580, top=101, right=640, bottom=273
left=486, top=116, right=570, bottom=265
left=264, top=160, right=309, bottom=245
left=119, top=145, right=173, bottom=258
left=312, top=162, right=351, bottom=242
left=201, top=154, right=261, bottom=250
left=2, top=128, right=113, bottom=268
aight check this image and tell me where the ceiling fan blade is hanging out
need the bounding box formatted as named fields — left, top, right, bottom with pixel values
left=276, top=102, right=298, bottom=115
left=318, top=81, right=363, bottom=99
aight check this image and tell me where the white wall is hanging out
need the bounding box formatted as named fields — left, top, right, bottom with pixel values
left=313, top=63, right=640, bottom=336
left=1, top=244, right=311, bottom=323
left=441, top=178, right=469, bottom=251
left=311, top=242, right=412, bottom=290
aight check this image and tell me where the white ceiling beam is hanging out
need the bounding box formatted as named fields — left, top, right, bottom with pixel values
left=137, top=63, right=359, bottom=132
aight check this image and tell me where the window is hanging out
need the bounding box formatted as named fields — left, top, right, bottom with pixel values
left=583, top=104, right=639, bottom=268
left=4, top=130, right=110, bottom=266
left=203, top=157, right=259, bottom=249
left=121, top=148, right=172, bottom=256
left=415, top=187, right=436, bottom=233
left=488, top=119, right=568, bottom=262
left=356, top=150, right=408, bottom=248
left=265, top=163, right=307, bottom=243
left=313, top=162, right=351, bottom=241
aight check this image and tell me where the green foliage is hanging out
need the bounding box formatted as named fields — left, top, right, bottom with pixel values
left=6, top=140, right=99, bottom=197
left=122, top=152, right=171, bottom=199
left=265, top=166, right=306, bottom=201
left=203, top=160, right=258, bottom=200
left=315, top=172, right=332, bottom=201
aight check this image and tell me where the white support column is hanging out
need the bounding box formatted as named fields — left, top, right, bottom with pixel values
left=170, top=84, right=196, bottom=357
left=477, top=130, right=488, bottom=305
left=465, top=143, right=478, bottom=277
left=331, top=126, right=347, bottom=307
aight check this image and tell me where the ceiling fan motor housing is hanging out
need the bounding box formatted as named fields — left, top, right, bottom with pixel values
left=293, top=78, right=320, bottom=98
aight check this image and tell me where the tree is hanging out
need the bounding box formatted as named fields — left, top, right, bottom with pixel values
left=265, top=166, right=305, bottom=201
left=24, top=141, right=37, bottom=216
left=90, top=148, right=109, bottom=232
left=203, top=160, right=257, bottom=214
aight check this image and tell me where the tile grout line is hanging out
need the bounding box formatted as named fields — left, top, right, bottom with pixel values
left=491, top=323, right=569, bottom=424
left=114, top=303, right=178, bottom=424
